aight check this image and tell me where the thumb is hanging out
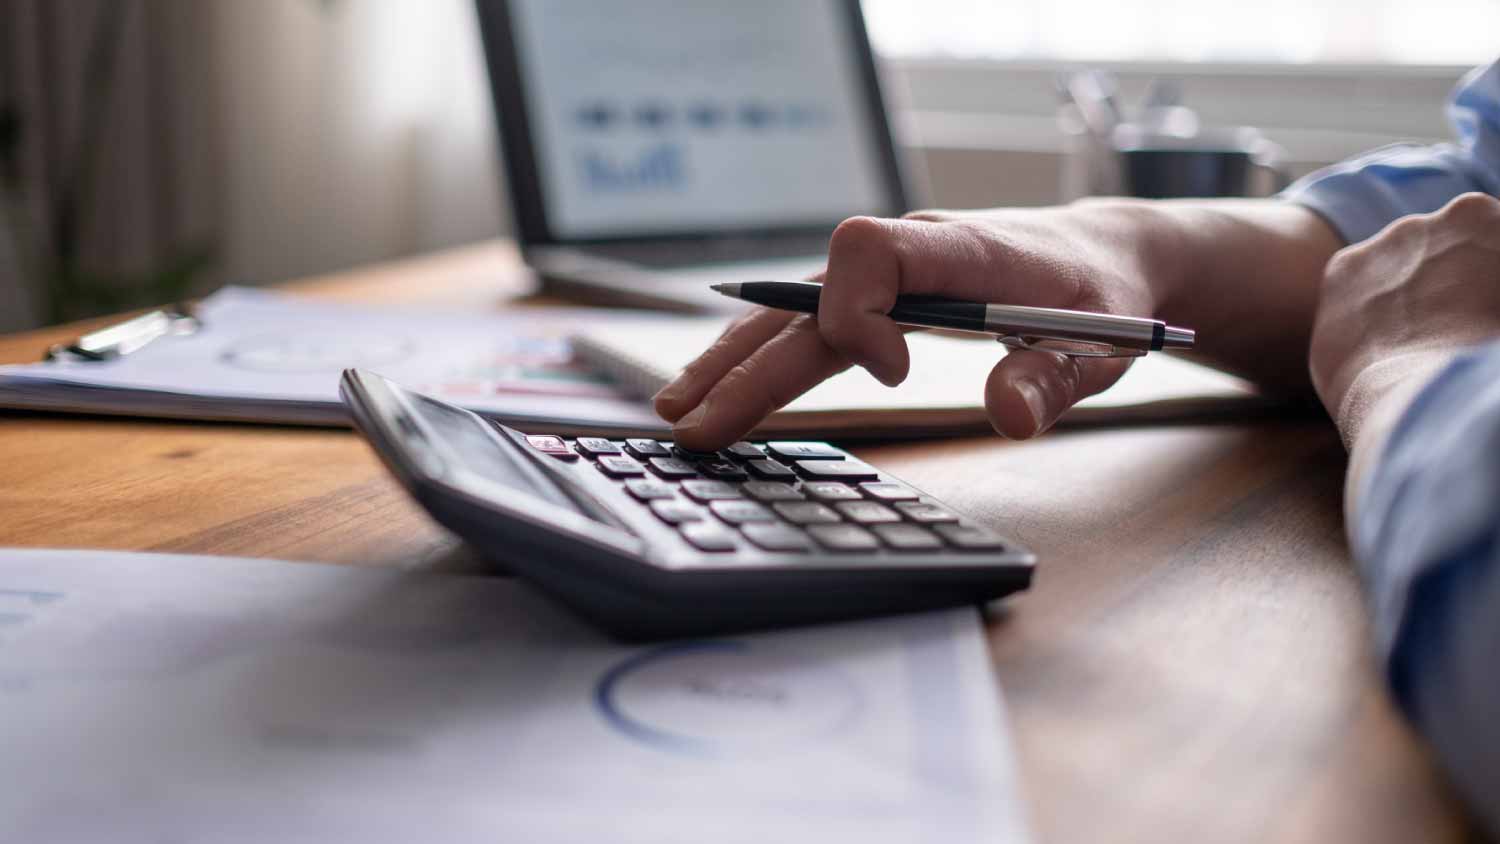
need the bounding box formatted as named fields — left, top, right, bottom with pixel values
left=985, top=350, right=1134, bottom=438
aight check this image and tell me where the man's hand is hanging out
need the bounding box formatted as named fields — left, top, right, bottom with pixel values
left=1310, top=192, right=1500, bottom=452
left=656, top=199, right=1340, bottom=451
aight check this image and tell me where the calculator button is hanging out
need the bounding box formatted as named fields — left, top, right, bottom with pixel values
left=709, top=500, right=775, bottom=524
left=746, top=459, right=797, bottom=480
left=525, top=435, right=577, bottom=460
left=680, top=522, right=737, bottom=552
left=624, top=479, right=676, bottom=500
left=933, top=524, right=1008, bottom=551
left=806, top=524, right=881, bottom=552
left=771, top=501, right=842, bottom=525
left=595, top=455, right=646, bottom=477
left=574, top=437, right=622, bottom=458
left=858, top=482, right=919, bottom=501
left=649, top=500, right=703, bottom=524
left=672, top=445, right=720, bottom=463
left=647, top=457, right=699, bottom=479
left=698, top=460, right=750, bottom=481
left=765, top=441, right=845, bottom=461
left=801, top=482, right=863, bottom=502
left=624, top=438, right=671, bottom=459
left=833, top=501, right=901, bottom=524
left=741, top=481, right=805, bottom=502
left=894, top=501, right=961, bottom=523
left=871, top=524, right=944, bottom=550
left=681, top=480, right=742, bottom=501
left=794, top=460, right=879, bottom=481
left=723, top=442, right=766, bottom=461
left=740, top=523, right=812, bottom=552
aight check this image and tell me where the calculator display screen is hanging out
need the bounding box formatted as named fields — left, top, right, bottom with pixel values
left=409, top=395, right=585, bottom=518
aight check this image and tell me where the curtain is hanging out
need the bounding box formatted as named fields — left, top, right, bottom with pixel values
left=0, top=0, right=505, bottom=333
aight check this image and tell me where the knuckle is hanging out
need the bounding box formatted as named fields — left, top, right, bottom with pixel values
left=828, top=215, right=891, bottom=258
left=1438, top=191, right=1500, bottom=227
left=901, top=208, right=950, bottom=222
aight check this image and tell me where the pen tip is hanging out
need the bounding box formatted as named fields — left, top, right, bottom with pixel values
left=710, top=282, right=740, bottom=298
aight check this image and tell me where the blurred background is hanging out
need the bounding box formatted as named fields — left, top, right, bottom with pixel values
left=1, top=0, right=1490, bottom=333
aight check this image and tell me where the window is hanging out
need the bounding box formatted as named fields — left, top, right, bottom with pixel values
left=863, top=0, right=1498, bottom=66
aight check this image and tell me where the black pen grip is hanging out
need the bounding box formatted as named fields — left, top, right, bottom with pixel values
left=886, top=295, right=986, bottom=333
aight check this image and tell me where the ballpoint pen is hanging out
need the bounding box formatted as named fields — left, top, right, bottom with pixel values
left=711, top=281, right=1195, bottom=358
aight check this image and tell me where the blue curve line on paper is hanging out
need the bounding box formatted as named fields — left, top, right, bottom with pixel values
left=594, top=639, right=747, bottom=757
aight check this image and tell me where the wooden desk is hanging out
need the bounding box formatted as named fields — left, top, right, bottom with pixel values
left=0, top=242, right=1469, bottom=842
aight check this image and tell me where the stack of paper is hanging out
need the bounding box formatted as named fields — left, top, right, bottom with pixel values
left=0, top=549, right=1030, bottom=842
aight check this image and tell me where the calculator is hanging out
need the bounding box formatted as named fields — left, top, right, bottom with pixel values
left=340, top=369, right=1035, bottom=638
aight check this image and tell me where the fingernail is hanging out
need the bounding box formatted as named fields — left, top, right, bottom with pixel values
left=1013, top=378, right=1047, bottom=436
left=654, top=381, right=684, bottom=405
left=675, top=403, right=708, bottom=431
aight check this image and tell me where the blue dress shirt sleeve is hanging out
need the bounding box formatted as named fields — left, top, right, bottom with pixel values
left=1353, top=342, right=1500, bottom=833
left=1282, top=59, right=1500, bottom=243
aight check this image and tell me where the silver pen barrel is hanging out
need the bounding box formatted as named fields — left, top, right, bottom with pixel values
left=983, top=304, right=1162, bottom=350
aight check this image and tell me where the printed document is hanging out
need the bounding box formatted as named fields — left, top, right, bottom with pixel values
left=0, top=549, right=1030, bottom=843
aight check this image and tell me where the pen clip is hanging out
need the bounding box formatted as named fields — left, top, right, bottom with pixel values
left=44, top=305, right=201, bottom=362
left=997, top=335, right=1147, bottom=359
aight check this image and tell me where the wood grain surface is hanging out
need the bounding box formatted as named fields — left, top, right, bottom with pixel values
left=0, top=241, right=1471, bottom=842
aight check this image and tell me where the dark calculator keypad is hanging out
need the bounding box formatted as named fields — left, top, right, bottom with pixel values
left=793, top=460, right=879, bottom=481
left=833, top=501, right=901, bottom=524
left=624, top=479, right=676, bottom=500
left=574, top=437, right=622, bottom=457
left=765, top=441, right=845, bottom=461
left=741, top=481, right=804, bottom=502
left=771, top=501, right=842, bottom=525
left=697, top=460, right=750, bottom=481
left=647, top=457, right=699, bottom=479
left=723, top=442, right=766, bottom=461
left=596, top=455, right=646, bottom=477
left=745, top=459, right=797, bottom=480
left=528, top=437, right=1019, bottom=562
left=801, top=482, right=862, bottom=502
left=807, top=524, right=881, bottom=552
left=624, top=438, right=671, bottom=459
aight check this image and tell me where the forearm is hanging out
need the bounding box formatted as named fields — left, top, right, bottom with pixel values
left=1074, top=198, right=1343, bottom=393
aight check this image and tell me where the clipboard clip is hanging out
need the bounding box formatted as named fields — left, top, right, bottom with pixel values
left=44, top=305, right=201, bottom=362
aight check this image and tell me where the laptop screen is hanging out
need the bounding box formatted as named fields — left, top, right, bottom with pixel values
left=501, top=0, right=899, bottom=240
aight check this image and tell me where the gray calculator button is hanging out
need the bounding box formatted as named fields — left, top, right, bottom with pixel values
left=741, top=481, right=805, bottom=502
left=746, top=459, right=797, bottom=480
left=624, top=438, right=671, bottom=459
left=765, top=441, right=845, bottom=461
left=801, top=482, right=862, bottom=502
left=740, top=523, right=812, bottom=552
left=771, top=501, right=842, bottom=525
left=833, top=501, right=901, bottom=524
left=871, top=524, right=944, bottom=550
left=806, top=524, right=880, bottom=552
left=858, top=482, right=919, bottom=501
left=647, top=457, right=699, bottom=479
left=698, top=460, right=749, bottom=481
left=649, top=500, right=703, bottom=524
left=723, top=442, right=766, bottom=461
left=894, top=501, right=961, bottom=523
left=595, top=455, right=646, bottom=477
left=794, top=460, right=879, bottom=481
left=680, top=522, right=737, bottom=552
left=709, top=500, right=775, bottom=524
left=574, top=437, right=622, bottom=457
left=624, top=479, right=676, bottom=500
left=672, top=445, right=720, bottom=462
left=933, top=524, right=1007, bottom=550
left=681, top=480, right=742, bottom=501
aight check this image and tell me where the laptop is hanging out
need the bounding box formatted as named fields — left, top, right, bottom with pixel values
left=474, top=0, right=910, bottom=312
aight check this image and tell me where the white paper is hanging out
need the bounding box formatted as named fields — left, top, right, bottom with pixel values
left=0, top=287, right=665, bottom=432
left=0, top=549, right=1029, bottom=843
